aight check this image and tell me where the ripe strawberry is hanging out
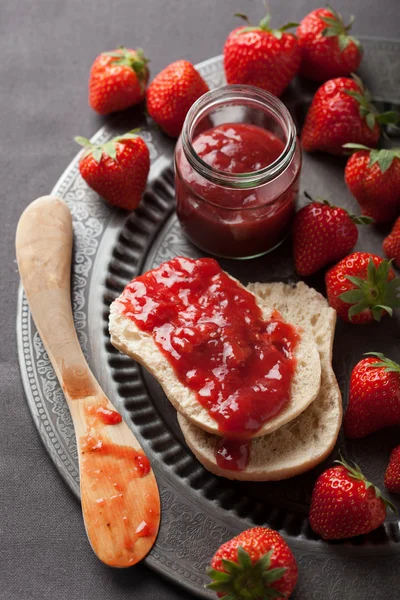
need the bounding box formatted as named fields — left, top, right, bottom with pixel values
left=293, top=192, right=372, bottom=276
left=207, top=527, right=298, bottom=600
left=325, top=252, right=400, bottom=323
left=146, top=60, right=208, bottom=137
left=75, top=130, right=150, bottom=210
left=297, top=7, right=362, bottom=81
left=344, top=353, right=400, bottom=438
left=309, top=454, right=395, bottom=539
left=301, top=75, right=399, bottom=155
left=383, top=216, right=400, bottom=267
left=344, top=144, right=400, bottom=223
left=223, top=12, right=301, bottom=97
left=88, top=47, right=149, bottom=115
left=385, top=445, right=400, bottom=494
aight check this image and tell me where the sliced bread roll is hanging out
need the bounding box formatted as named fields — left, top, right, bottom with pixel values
left=178, top=281, right=342, bottom=481
left=109, top=271, right=321, bottom=438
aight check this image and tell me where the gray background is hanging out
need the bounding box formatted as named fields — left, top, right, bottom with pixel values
left=1, top=1, right=398, bottom=599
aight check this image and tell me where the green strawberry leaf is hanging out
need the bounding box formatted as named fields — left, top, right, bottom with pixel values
left=335, top=452, right=396, bottom=512
left=343, top=143, right=372, bottom=151
left=103, top=141, right=117, bottom=161
left=351, top=214, right=375, bottom=225
left=366, top=148, right=400, bottom=173
left=348, top=299, right=370, bottom=320
left=320, top=15, right=340, bottom=27
left=338, top=33, right=350, bottom=52
left=279, top=21, right=300, bottom=31
left=237, top=546, right=252, bottom=569
left=339, top=290, right=365, bottom=303
left=263, top=567, right=287, bottom=584
left=376, top=110, right=400, bottom=125
left=340, top=258, right=400, bottom=321
left=365, top=352, right=400, bottom=373
left=206, top=545, right=286, bottom=599
left=322, top=28, right=340, bottom=37
left=92, top=147, right=103, bottom=164
left=221, top=559, right=241, bottom=575
left=259, top=13, right=271, bottom=30
left=74, top=136, right=93, bottom=147
left=345, top=275, right=367, bottom=288
left=366, top=112, right=376, bottom=130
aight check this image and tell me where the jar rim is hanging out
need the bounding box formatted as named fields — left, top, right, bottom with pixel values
left=180, top=84, right=297, bottom=189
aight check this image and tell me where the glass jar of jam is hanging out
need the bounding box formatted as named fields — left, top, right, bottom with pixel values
left=174, top=85, right=302, bottom=259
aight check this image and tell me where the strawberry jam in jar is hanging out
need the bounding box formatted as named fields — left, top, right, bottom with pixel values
left=175, top=85, right=301, bottom=259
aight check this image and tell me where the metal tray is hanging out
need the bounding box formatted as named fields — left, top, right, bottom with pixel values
left=17, top=39, right=400, bottom=599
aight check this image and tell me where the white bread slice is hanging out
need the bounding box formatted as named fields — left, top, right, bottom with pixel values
left=109, top=271, right=321, bottom=438
left=177, top=281, right=342, bottom=481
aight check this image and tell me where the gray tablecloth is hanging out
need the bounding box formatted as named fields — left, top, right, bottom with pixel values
left=1, top=1, right=398, bottom=599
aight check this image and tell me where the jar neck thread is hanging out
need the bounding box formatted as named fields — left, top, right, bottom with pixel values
left=181, top=85, right=297, bottom=189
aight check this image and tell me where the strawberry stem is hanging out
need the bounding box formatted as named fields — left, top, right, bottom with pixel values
left=365, top=352, right=400, bottom=373
left=343, top=144, right=400, bottom=173
left=303, top=191, right=374, bottom=224
left=236, top=10, right=298, bottom=39
left=338, top=258, right=400, bottom=321
left=335, top=452, right=397, bottom=513
left=74, top=129, right=141, bottom=164
left=321, top=7, right=361, bottom=52
left=207, top=546, right=286, bottom=599
left=344, top=76, right=400, bottom=131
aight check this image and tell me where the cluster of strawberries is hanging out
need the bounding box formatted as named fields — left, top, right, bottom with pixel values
left=72, top=7, right=400, bottom=600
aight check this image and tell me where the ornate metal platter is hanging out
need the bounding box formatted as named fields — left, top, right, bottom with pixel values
left=17, top=40, right=400, bottom=599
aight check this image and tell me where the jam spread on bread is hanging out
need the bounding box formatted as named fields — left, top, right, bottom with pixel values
left=117, top=257, right=298, bottom=470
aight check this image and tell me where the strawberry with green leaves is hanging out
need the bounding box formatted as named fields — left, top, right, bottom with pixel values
left=293, top=192, right=373, bottom=276
left=89, top=47, right=149, bottom=115
left=75, top=130, right=150, bottom=210
left=325, top=252, right=400, bottom=323
left=309, top=454, right=395, bottom=539
left=301, top=75, right=399, bottom=155
left=344, top=144, right=400, bottom=223
left=385, top=445, right=400, bottom=494
left=383, top=216, right=400, bottom=267
left=297, top=7, right=362, bottom=81
left=344, top=353, right=400, bottom=438
left=207, top=527, right=298, bottom=600
left=223, top=12, right=301, bottom=97
left=146, top=60, right=209, bottom=137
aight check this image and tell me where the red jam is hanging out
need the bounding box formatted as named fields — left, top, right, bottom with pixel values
left=80, top=397, right=158, bottom=566
left=86, top=405, right=123, bottom=425
left=175, top=123, right=300, bottom=258
left=116, top=257, right=298, bottom=470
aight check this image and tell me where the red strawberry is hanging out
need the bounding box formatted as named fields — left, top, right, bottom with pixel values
left=75, top=130, right=150, bottom=210
left=383, top=216, right=400, bottom=267
left=297, top=7, right=362, bottom=81
left=344, top=354, right=400, bottom=438
left=344, top=144, right=400, bottom=223
left=325, top=252, right=400, bottom=323
left=301, top=75, right=399, bottom=155
left=89, top=47, right=149, bottom=115
left=309, top=455, right=395, bottom=539
left=385, top=445, right=400, bottom=494
left=207, top=527, right=298, bottom=600
left=146, top=60, right=209, bottom=137
left=293, top=192, right=372, bottom=276
left=223, top=12, right=301, bottom=97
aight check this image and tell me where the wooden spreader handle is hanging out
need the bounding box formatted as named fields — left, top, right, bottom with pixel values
left=16, top=196, right=160, bottom=568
